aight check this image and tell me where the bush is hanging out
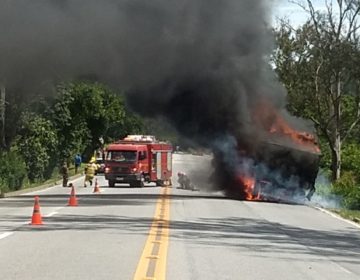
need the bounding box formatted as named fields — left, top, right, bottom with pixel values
left=332, top=171, right=360, bottom=210
left=344, top=190, right=360, bottom=210
left=342, top=143, right=360, bottom=176
left=17, top=112, right=58, bottom=182
left=0, top=150, right=27, bottom=192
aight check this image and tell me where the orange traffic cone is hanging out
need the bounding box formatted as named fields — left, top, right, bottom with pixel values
left=68, top=185, right=78, bottom=206
left=30, top=196, right=43, bottom=225
left=93, top=178, right=101, bottom=194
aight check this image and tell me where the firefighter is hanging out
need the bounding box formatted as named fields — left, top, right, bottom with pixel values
left=177, top=172, right=184, bottom=189
left=60, top=162, right=68, bottom=188
left=178, top=172, right=192, bottom=190
left=84, top=158, right=97, bottom=187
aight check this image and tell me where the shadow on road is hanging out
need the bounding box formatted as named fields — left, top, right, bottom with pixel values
left=169, top=216, right=360, bottom=264
left=1, top=191, right=359, bottom=265
left=0, top=212, right=358, bottom=265
left=0, top=192, right=227, bottom=208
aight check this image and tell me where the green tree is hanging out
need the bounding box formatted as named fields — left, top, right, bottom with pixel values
left=341, top=143, right=360, bottom=174
left=0, top=150, right=27, bottom=192
left=50, top=85, right=90, bottom=163
left=51, top=82, right=144, bottom=162
left=273, top=0, right=360, bottom=180
left=16, top=112, right=58, bottom=182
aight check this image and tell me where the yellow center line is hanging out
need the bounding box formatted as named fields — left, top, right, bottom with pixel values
left=133, top=186, right=171, bottom=280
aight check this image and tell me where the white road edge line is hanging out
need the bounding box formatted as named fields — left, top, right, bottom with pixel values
left=0, top=232, right=14, bottom=240
left=333, top=261, right=352, bottom=274
left=29, top=186, right=58, bottom=194
left=314, top=206, right=360, bottom=229
left=44, top=206, right=64, bottom=218
left=45, top=211, right=58, bottom=217
left=24, top=176, right=85, bottom=195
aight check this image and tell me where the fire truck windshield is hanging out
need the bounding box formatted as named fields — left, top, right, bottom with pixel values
left=106, top=151, right=137, bottom=162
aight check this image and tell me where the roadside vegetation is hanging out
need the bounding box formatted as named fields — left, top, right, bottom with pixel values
left=332, top=209, right=360, bottom=223
left=0, top=81, right=144, bottom=194
left=273, top=0, right=360, bottom=218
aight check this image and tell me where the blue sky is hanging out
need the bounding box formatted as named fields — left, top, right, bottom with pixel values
left=271, top=0, right=327, bottom=26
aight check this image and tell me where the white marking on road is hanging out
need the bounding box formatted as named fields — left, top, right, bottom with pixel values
left=24, top=176, right=85, bottom=195
left=0, top=232, right=14, bottom=240
left=44, top=207, right=64, bottom=218
left=46, top=211, right=58, bottom=217
left=333, top=262, right=352, bottom=274
left=314, top=207, right=360, bottom=229
left=25, top=185, right=58, bottom=195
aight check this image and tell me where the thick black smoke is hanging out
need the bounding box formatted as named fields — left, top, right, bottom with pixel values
left=0, top=0, right=319, bottom=199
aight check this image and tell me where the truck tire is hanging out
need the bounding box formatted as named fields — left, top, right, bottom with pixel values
left=156, top=180, right=164, bottom=187
left=130, top=180, right=144, bottom=188
left=108, top=180, right=115, bottom=188
left=137, top=175, right=145, bottom=188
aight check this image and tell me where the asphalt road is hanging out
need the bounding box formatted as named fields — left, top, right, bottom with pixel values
left=0, top=153, right=359, bottom=280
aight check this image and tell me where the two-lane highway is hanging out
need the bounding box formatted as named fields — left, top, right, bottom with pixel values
left=0, top=153, right=359, bottom=280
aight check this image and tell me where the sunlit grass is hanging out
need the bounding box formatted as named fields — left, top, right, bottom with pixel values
left=332, top=209, right=360, bottom=224
left=22, top=165, right=84, bottom=190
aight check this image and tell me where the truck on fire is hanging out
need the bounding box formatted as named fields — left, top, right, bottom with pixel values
left=213, top=129, right=321, bottom=202
left=104, top=135, right=173, bottom=188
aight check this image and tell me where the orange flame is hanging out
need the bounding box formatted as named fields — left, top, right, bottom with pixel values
left=238, top=176, right=259, bottom=200
left=269, top=113, right=320, bottom=153
left=253, top=101, right=320, bottom=153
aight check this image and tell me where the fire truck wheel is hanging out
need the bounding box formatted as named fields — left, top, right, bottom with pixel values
left=108, top=180, right=115, bottom=188
left=131, top=176, right=144, bottom=188
left=138, top=178, right=145, bottom=188
left=131, top=181, right=144, bottom=188
left=156, top=180, right=164, bottom=187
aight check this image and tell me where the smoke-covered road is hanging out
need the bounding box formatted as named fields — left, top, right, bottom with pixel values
left=0, top=154, right=359, bottom=280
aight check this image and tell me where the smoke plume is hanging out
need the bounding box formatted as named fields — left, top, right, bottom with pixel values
left=0, top=0, right=319, bottom=199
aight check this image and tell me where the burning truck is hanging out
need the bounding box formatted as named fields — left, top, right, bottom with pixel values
left=212, top=103, right=321, bottom=203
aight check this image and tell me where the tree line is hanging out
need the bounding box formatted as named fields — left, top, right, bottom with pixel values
left=273, top=0, right=360, bottom=209
left=0, top=82, right=143, bottom=192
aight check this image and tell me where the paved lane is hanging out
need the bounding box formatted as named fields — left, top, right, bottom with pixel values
left=0, top=175, right=162, bottom=280
left=168, top=154, right=360, bottom=280
left=0, top=153, right=359, bottom=280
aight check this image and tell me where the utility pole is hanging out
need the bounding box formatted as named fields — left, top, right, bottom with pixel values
left=0, top=85, right=6, bottom=149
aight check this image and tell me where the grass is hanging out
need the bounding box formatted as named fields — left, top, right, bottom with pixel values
left=0, top=165, right=86, bottom=197
left=331, top=209, right=360, bottom=224
left=21, top=165, right=85, bottom=190
left=314, top=182, right=360, bottom=225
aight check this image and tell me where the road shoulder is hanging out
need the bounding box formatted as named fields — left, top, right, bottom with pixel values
left=314, top=206, right=360, bottom=229
left=0, top=173, right=84, bottom=198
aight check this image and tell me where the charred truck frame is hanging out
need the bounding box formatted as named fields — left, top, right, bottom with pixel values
left=104, top=135, right=173, bottom=188
left=245, top=139, right=321, bottom=202
left=214, top=132, right=321, bottom=203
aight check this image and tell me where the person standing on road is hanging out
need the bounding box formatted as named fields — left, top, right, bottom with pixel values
left=84, top=158, right=97, bottom=187
left=60, top=162, right=69, bottom=187
left=74, top=154, right=82, bottom=174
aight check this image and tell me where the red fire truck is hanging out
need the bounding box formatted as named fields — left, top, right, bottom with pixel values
left=104, top=135, right=173, bottom=188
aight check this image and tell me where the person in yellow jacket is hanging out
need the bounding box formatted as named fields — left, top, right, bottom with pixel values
left=84, top=158, right=98, bottom=187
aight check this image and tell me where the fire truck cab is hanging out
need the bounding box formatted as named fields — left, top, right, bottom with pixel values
left=104, top=135, right=173, bottom=188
